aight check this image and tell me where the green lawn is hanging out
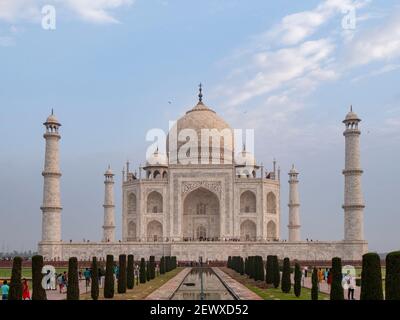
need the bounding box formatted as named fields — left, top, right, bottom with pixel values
left=0, top=268, right=68, bottom=279
left=81, top=267, right=184, bottom=300
left=221, top=267, right=329, bottom=300
left=245, top=283, right=329, bottom=300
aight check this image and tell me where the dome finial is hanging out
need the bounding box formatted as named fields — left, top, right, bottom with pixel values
left=198, top=83, right=203, bottom=103
left=51, top=108, right=54, bottom=115
left=350, top=105, right=353, bottom=112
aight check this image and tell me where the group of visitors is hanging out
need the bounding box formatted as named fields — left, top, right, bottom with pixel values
left=302, top=266, right=356, bottom=300
left=1, top=279, right=31, bottom=300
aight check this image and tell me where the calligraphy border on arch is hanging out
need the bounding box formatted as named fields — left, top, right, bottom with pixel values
left=181, top=181, right=222, bottom=199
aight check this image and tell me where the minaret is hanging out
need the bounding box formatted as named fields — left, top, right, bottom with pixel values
left=288, top=165, right=301, bottom=242
left=102, top=166, right=116, bottom=242
left=343, top=106, right=365, bottom=241
left=41, top=110, right=62, bottom=243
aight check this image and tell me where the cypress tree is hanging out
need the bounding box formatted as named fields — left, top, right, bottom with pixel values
left=118, top=254, right=127, bottom=294
left=160, top=256, right=165, bottom=275
left=165, top=256, right=171, bottom=272
left=227, top=256, right=232, bottom=269
left=150, top=256, right=156, bottom=279
left=127, top=255, right=135, bottom=290
left=385, top=251, right=400, bottom=300
left=294, top=263, right=301, bottom=298
left=281, top=257, right=291, bottom=293
left=146, top=261, right=151, bottom=281
left=104, top=255, right=115, bottom=298
left=67, top=257, right=79, bottom=300
left=360, top=252, right=383, bottom=300
left=330, top=257, right=344, bottom=300
left=311, top=267, right=319, bottom=300
left=255, top=256, right=264, bottom=281
left=139, top=258, right=146, bottom=283
left=31, top=255, right=46, bottom=300
left=265, top=255, right=274, bottom=285
left=91, top=257, right=99, bottom=300
left=272, top=256, right=280, bottom=288
left=240, top=257, right=244, bottom=275
left=8, top=256, right=23, bottom=300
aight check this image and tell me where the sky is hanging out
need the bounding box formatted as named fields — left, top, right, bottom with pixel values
left=0, top=0, right=399, bottom=253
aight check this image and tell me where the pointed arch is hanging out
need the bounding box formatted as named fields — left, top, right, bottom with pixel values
left=240, top=219, right=257, bottom=241
left=128, top=221, right=137, bottom=241
left=147, top=191, right=163, bottom=213
left=128, top=193, right=137, bottom=214
left=267, top=192, right=277, bottom=214
left=240, top=190, right=256, bottom=213
left=147, top=220, right=163, bottom=242
left=267, top=220, right=277, bottom=240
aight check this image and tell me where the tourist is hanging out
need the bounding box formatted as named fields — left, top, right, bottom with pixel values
left=57, top=273, right=64, bottom=293
left=327, top=270, right=332, bottom=289
left=344, top=270, right=356, bottom=300
left=22, top=278, right=31, bottom=300
left=83, top=268, right=91, bottom=287
left=304, top=266, right=308, bottom=278
left=1, top=280, right=9, bottom=300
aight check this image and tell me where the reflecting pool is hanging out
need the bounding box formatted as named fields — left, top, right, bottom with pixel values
left=171, top=268, right=235, bottom=300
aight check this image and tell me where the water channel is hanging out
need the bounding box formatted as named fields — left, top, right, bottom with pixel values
left=171, top=268, right=236, bottom=300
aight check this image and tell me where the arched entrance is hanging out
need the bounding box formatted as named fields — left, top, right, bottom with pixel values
left=240, top=220, right=256, bottom=241
left=183, top=187, right=220, bottom=240
left=147, top=220, right=163, bottom=242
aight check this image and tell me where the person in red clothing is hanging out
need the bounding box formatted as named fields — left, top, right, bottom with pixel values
left=22, top=278, right=31, bottom=300
left=327, top=269, right=333, bottom=289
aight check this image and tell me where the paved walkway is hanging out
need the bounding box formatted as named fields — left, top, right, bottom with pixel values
left=213, top=268, right=262, bottom=300
left=41, top=280, right=95, bottom=300
left=145, top=268, right=192, bottom=300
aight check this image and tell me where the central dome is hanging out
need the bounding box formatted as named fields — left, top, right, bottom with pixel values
left=167, top=100, right=234, bottom=165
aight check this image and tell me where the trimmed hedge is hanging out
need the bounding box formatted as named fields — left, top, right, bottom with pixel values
left=330, top=257, right=344, bottom=300
left=67, top=257, right=79, bottom=300
left=160, top=256, right=165, bottom=275
left=118, top=254, right=127, bottom=294
left=91, top=257, right=99, bottom=300
left=385, top=251, right=400, bottom=300
left=281, top=257, right=291, bottom=293
left=9, top=256, right=23, bottom=300
left=31, top=255, right=46, bottom=300
left=265, top=255, right=274, bottom=285
left=127, top=255, right=135, bottom=290
left=139, top=258, right=146, bottom=284
left=104, top=255, right=115, bottom=298
left=311, top=267, right=319, bottom=300
left=272, top=256, right=280, bottom=289
left=294, top=263, right=301, bottom=298
left=360, top=252, right=383, bottom=300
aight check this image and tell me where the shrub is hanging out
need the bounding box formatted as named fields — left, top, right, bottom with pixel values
left=281, top=257, right=291, bottom=293
left=385, top=251, right=400, bottom=300
left=160, top=256, right=165, bottom=275
left=311, top=267, right=318, bottom=300
left=127, top=255, right=135, bottom=290
left=294, top=263, right=301, bottom=298
left=104, top=255, right=115, bottom=298
left=8, top=256, right=23, bottom=300
left=272, top=256, right=280, bottom=289
left=31, top=255, right=46, bottom=300
left=265, top=255, right=274, bottom=285
left=67, top=257, right=79, bottom=300
left=146, top=261, right=151, bottom=281
left=330, top=257, right=344, bottom=300
left=150, top=256, right=156, bottom=279
left=360, top=253, right=383, bottom=300
left=118, top=254, right=127, bottom=294
left=139, top=258, right=146, bottom=283
left=91, top=257, right=99, bottom=300
left=240, top=257, right=244, bottom=275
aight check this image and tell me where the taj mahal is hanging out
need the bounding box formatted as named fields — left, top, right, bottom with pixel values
left=38, top=86, right=368, bottom=261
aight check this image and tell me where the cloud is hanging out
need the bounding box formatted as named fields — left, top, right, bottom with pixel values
left=0, top=0, right=134, bottom=24
left=64, top=0, right=135, bottom=24
left=0, top=0, right=40, bottom=22
left=344, top=11, right=400, bottom=66
left=264, top=0, right=368, bottom=46
left=0, top=36, right=15, bottom=46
